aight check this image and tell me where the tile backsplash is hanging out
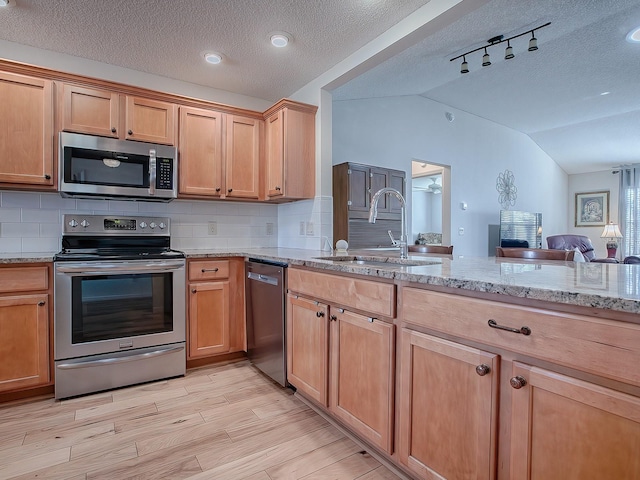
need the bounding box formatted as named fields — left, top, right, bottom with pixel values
left=0, top=192, right=332, bottom=253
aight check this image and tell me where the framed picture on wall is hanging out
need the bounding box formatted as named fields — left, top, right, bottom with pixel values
left=575, top=191, right=609, bottom=227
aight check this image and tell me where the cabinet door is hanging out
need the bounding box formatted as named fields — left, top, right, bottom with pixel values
left=178, top=106, right=224, bottom=197
left=286, top=294, right=329, bottom=406
left=330, top=309, right=394, bottom=453
left=370, top=167, right=389, bottom=211
left=347, top=164, right=371, bottom=213
left=60, top=84, right=119, bottom=138
left=388, top=169, right=406, bottom=214
left=188, top=281, right=230, bottom=358
left=0, top=294, right=49, bottom=392
left=0, top=72, right=54, bottom=186
left=265, top=110, right=284, bottom=198
left=125, top=96, right=177, bottom=145
left=398, top=329, right=499, bottom=480
left=510, top=362, right=640, bottom=480
left=225, top=115, right=261, bottom=199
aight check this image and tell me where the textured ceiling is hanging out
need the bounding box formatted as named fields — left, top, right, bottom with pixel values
left=0, top=0, right=431, bottom=102
left=333, top=0, right=640, bottom=174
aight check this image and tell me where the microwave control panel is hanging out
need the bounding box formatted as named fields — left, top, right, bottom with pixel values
left=157, top=158, right=173, bottom=189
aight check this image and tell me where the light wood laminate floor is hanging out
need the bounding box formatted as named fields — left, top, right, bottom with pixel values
left=0, top=361, right=402, bottom=480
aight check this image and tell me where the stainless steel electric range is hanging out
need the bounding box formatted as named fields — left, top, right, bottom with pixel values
left=53, top=214, right=186, bottom=399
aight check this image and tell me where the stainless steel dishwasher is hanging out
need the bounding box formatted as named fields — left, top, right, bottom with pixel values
left=245, top=258, right=288, bottom=386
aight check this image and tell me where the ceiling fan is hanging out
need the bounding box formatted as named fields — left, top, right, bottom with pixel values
left=427, top=178, right=442, bottom=194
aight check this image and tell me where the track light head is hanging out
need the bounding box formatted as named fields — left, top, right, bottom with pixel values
left=482, top=48, right=491, bottom=67
left=504, top=40, right=514, bottom=60
left=528, top=31, right=538, bottom=51
left=460, top=56, right=469, bottom=74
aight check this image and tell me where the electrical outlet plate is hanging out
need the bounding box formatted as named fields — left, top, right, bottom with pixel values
left=266, top=223, right=274, bottom=235
left=299, top=221, right=305, bottom=235
left=306, top=221, right=314, bottom=236
left=208, top=222, right=217, bottom=235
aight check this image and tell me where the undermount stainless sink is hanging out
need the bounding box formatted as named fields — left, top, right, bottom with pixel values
left=313, top=255, right=438, bottom=267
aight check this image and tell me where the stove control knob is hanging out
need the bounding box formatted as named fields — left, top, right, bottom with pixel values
left=159, top=222, right=166, bottom=230
left=139, top=222, right=147, bottom=229
left=80, top=220, right=90, bottom=228
left=68, top=219, right=78, bottom=228
left=149, top=222, right=157, bottom=229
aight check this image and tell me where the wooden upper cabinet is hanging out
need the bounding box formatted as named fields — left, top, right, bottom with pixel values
left=264, top=101, right=316, bottom=201
left=60, top=84, right=119, bottom=138
left=125, top=96, right=177, bottom=145
left=510, top=362, right=640, bottom=480
left=0, top=71, right=54, bottom=187
left=178, top=106, right=224, bottom=197
left=225, top=114, right=262, bottom=199
left=59, top=83, right=177, bottom=145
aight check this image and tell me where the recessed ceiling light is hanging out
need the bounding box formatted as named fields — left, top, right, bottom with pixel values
left=204, top=53, right=222, bottom=65
left=626, top=26, right=640, bottom=43
left=270, top=33, right=290, bottom=48
left=0, top=0, right=13, bottom=6
left=600, top=91, right=611, bottom=96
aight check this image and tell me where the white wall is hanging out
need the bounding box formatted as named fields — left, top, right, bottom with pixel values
left=568, top=170, right=619, bottom=258
left=0, top=192, right=277, bottom=253
left=333, top=95, right=569, bottom=257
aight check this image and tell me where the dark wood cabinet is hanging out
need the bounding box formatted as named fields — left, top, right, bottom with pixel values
left=332, top=162, right=406, bottom=248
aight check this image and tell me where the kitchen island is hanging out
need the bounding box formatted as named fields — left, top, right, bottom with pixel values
left=185, top=247, right=639, bottom=480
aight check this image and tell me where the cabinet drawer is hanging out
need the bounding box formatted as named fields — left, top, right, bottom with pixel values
left=402, top=287, right=640, bottom=387
left=0, top=266, right=48, bottom=293
left=189, top=260, right=230, bottom=281
left=289, top=268, right=395, bottom=318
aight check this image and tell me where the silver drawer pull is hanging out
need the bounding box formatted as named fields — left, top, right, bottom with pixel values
left=488, top=319, right=531, bottom=336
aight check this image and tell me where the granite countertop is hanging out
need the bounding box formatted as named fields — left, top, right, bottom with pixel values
left=185, top=247, right=640, bottom=315
left=6, top=248, right=640, bottom=315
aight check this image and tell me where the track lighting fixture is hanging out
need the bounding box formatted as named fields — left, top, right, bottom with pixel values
left=450, top=22, right=550, bottom=74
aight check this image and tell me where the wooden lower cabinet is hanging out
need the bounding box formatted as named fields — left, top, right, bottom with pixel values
left=510, top=362, right=640, bottom=480
left=398, top=328, right=499, bottom=480
left=330, top=309, right=395, bottom=454
left=0, top=294, right=50, bottom=393
left=0, top=264, right=51, bottom=394
left=189, top=280, right=230, bottom=357
left=187, top=258, right=245, bottom=360
left=286, top=294, right=329, bottom=406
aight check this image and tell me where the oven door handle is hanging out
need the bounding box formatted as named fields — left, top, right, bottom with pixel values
left=55, top=260, right=185, bottom=275
left=56, top=345, right=184, bottom=370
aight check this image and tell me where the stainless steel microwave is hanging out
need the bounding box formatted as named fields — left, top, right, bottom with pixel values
left=59, top=132, right=178, bottom=201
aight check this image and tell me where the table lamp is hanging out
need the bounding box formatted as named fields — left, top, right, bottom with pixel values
left=600, top=222, right=622, bottom=258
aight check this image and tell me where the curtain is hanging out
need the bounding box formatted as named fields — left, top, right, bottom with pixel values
left=618, top=165, right=640, bottom=257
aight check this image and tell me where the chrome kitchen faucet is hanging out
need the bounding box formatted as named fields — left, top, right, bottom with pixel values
left=369, top=187, right=409, bottom=259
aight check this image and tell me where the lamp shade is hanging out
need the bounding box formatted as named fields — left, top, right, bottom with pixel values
left=601, top=223, right=622, bottom=238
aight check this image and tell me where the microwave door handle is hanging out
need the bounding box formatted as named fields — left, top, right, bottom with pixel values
left=149, top=149, right=156, bottom=196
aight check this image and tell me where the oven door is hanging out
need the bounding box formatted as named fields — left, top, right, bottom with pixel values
left=54, top=259, right=186, bottom=360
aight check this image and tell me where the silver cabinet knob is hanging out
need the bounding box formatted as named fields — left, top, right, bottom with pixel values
left=476, top=364, right=491, bottom=376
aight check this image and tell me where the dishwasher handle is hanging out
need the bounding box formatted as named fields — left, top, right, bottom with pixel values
left=247, top=271, right=279, bottom=286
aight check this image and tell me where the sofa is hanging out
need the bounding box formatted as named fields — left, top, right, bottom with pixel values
left=546, top=234, right=618, bottom=263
